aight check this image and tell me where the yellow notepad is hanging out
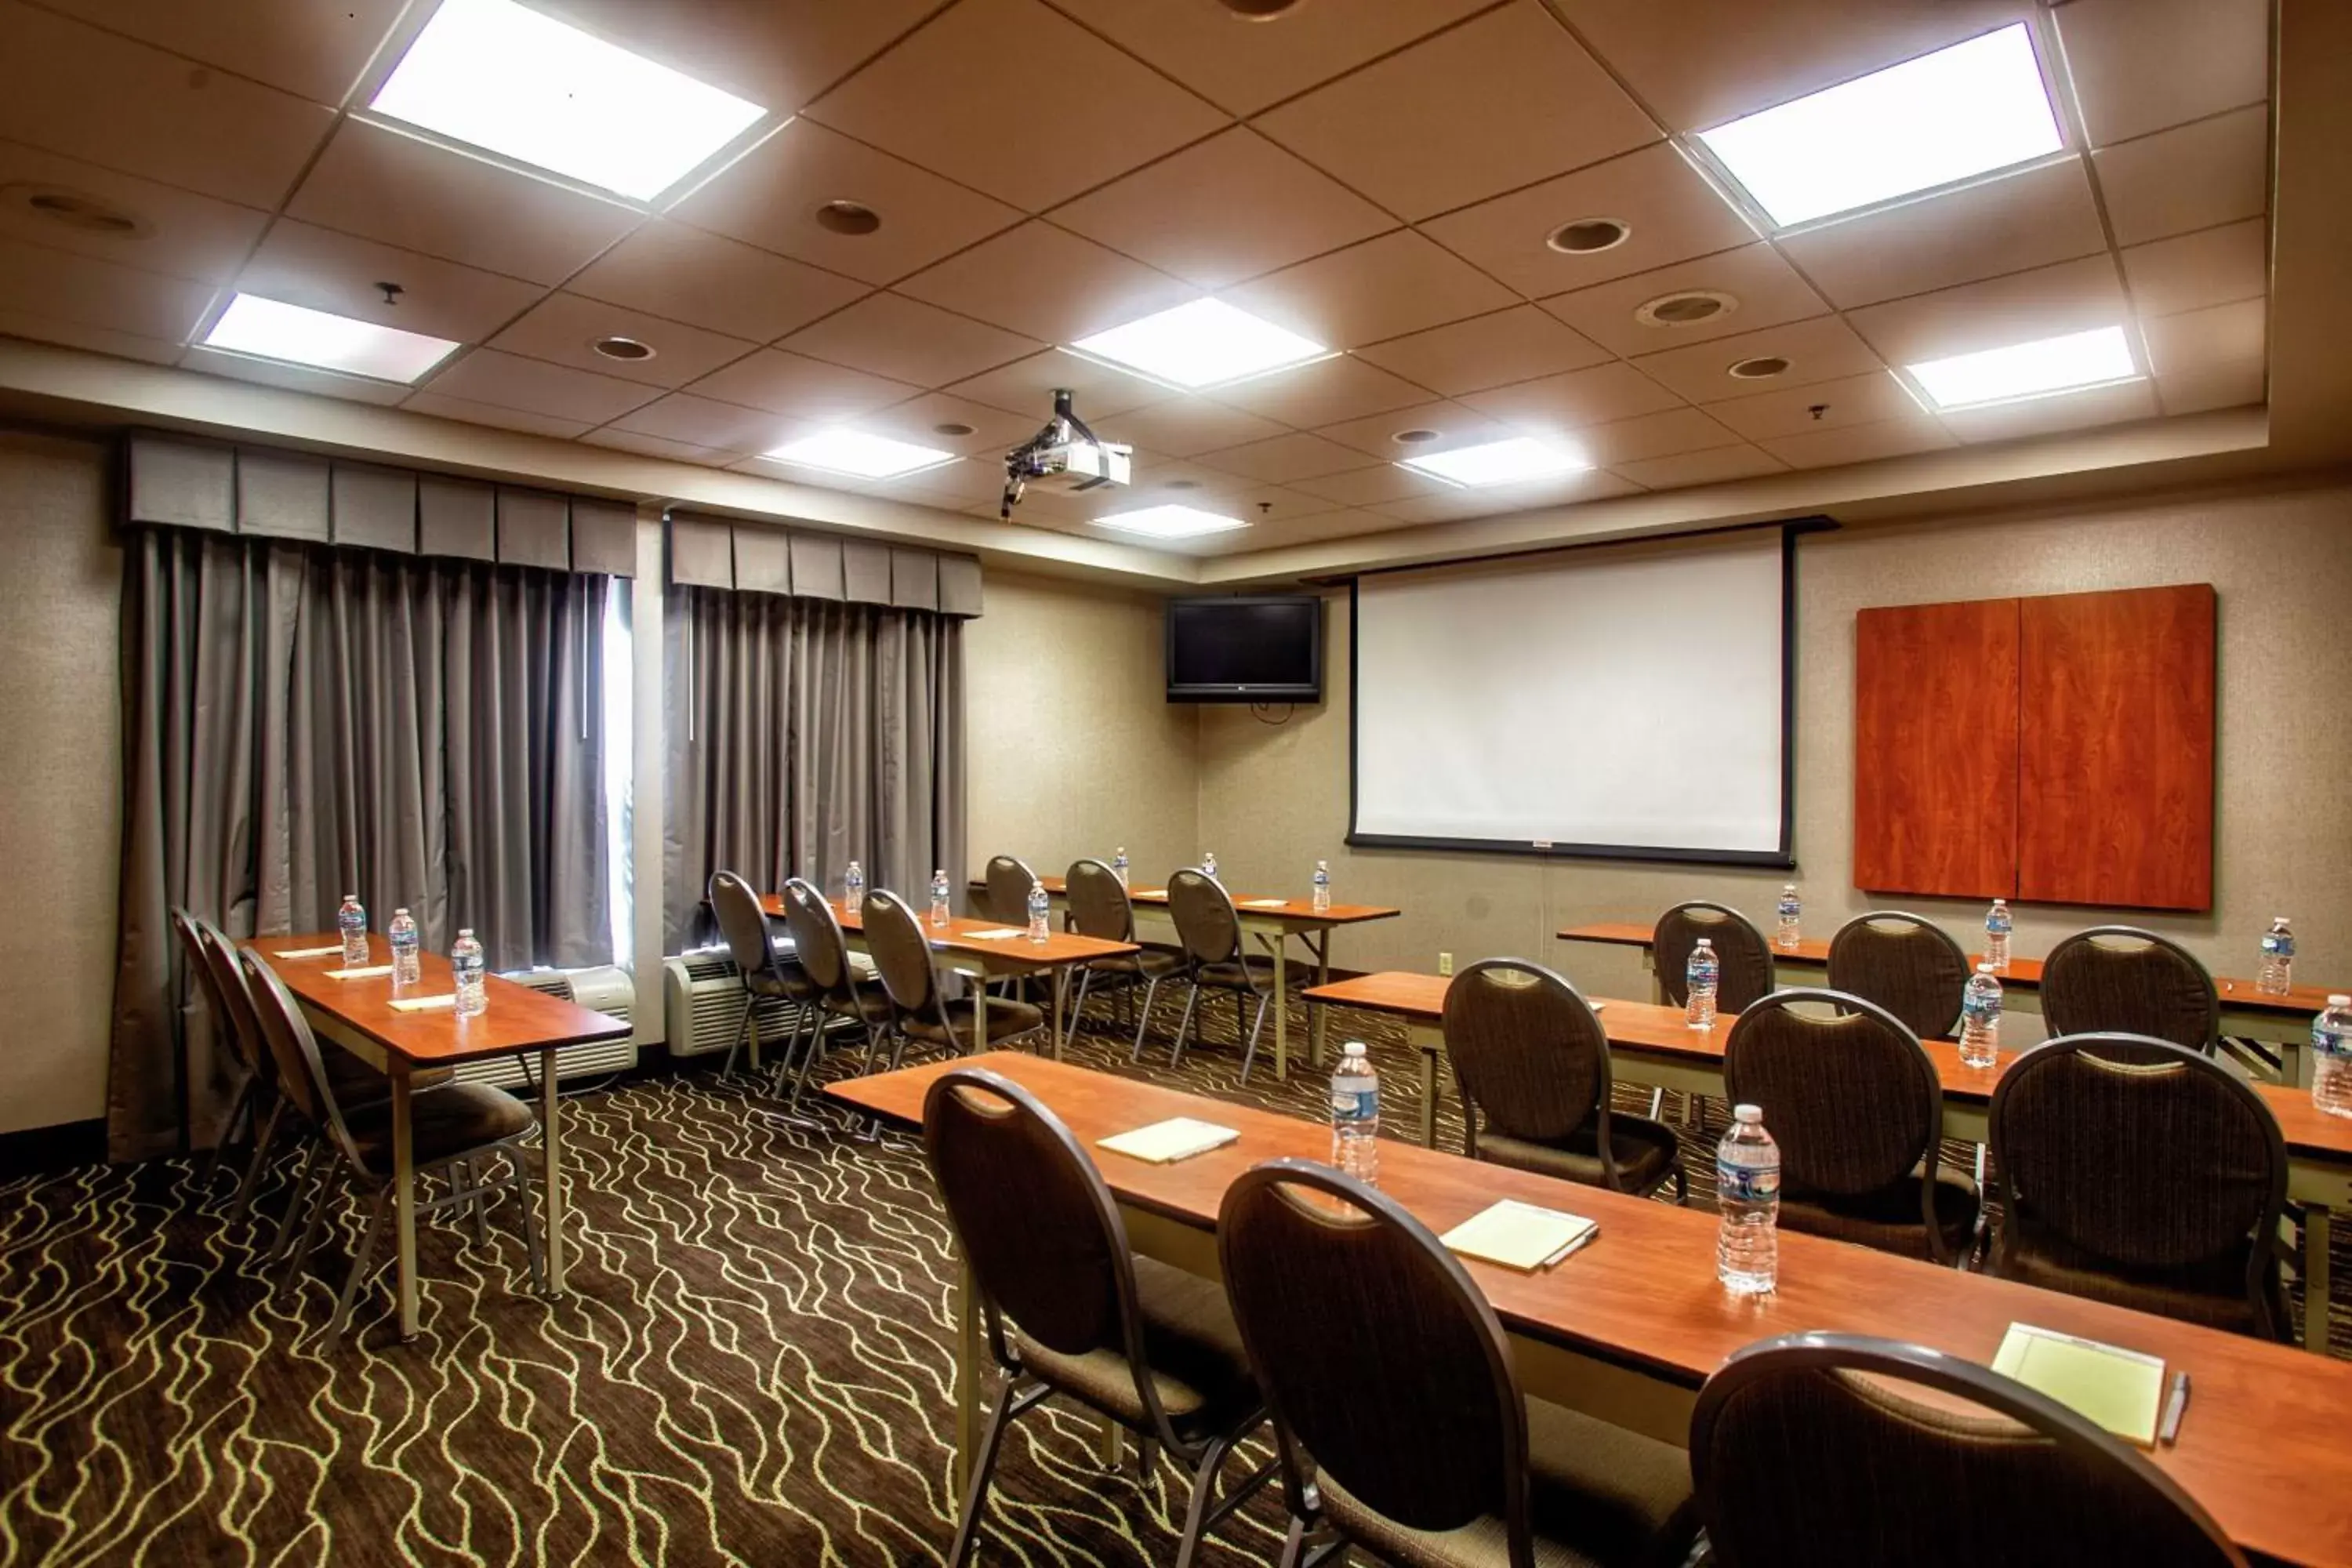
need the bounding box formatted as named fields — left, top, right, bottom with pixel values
left=389, top=994, right=457, bottom=1013
left=1991, top=1323, right=2166, bottom=1446
left=1442, top=1200, right=1599, bottom=1272
left=324, top=964, right=394, bottom=980
left=1098, top=1118, right=1240, bottom=1163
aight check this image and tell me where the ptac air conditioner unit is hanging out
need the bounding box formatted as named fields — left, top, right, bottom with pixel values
left=662, top=947, right=814, bottom=1062
left=453, top=964, right=637, bottom=1091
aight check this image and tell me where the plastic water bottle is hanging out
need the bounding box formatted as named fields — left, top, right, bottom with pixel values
left=1330, top=1040, right=1380, bottom=1183
left=929, top=869, right=952, bottom=927
left=1112, top=847, right=1130, bottom=888
left=2311, top=996, right=2352, bottom=1119
left=451, top=929, right=487, bottom=1018
left=1716, top=1105, right=1780, bottom=1295
left=843, top=860, right=865, bottom=911
left=387, top=908, right=420, bottom=986
left=1984, top=898, right=2013, bottom=973
left=336, top=893, right=368, bottom=967
left=1775, top=884, right=1801, bottom=950
left=1201, top=850, right=1218, bottom=880
left=1026, top=879, right=1051, bottom=943
left=2259, top=916, right=2296, bottom=996
left=1312, top=860, right=1331, bottom=913
left=1686, top=938, right=1719, bottom=1030
left=1960, top=963, right=2003, bottom=1069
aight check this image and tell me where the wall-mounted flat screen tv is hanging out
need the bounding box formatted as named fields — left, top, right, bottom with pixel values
left=1165, top=595, right=1323, bottom=703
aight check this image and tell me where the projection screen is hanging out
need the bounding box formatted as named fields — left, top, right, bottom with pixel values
left=1349, top=525, right=1795, bottom=864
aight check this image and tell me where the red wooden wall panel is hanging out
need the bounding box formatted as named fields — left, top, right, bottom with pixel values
left=1853, top=598, right=2020, bottom=899
left=2017, top=583, right=2216, bottom=910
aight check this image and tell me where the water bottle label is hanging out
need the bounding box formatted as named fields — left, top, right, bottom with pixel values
left=1962, top=997, right=2000, bottom=1026
left=2263, top=934, right=2296, bottom=959
left=1330, top=1087, right=1378, bottom=1123
left=1717, top=1161, right=1780, bottom=1203
left=2315, top=1025, right=2352, bottom=1059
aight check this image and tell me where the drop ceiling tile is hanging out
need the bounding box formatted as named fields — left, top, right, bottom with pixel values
left=1223, top=230, right=1517, bottom=350
left=1936, top=379, right=2158, bottom=443
left=1421, top=141, right=1759, bottom=300
left=1194, top=431, right=1377, bottom=485
left=1632, top=315, right=1884, bottom=404
left=779, top=292, right=1040, bottom=388
left=1287, top=463, right=1461, bottom=510
left=1208, top=354, right=1432, bottom=428
left=1845, top=254, right=2127, bottom=367
left=944, top=347, right=1180, bottom=420
left=38, top=0, right=403, bottom=104
left=684, top=347, right=922, bottom=422
left=2093, top=105, right=2270, bottom=248
left=1049, top=128, right=1394, bottom=290
left=606, top=393, right=789, bottom=452
left=568, top=220, right=869, bottom=343
left=1611, top=442, right=1787, bottom=489
left=1229, top=508, right=1414, bottom=553
left=1312, top=400, right=1511, bottom=461
left=180, top=343, right=410, bottom=405
left=489, top=293, right=757, bottom=388
left=1539, top=243, right=1828, bottom=358
left=400, top=391, right=596, bottom=440
left=0, top=233, right=212, bottom=341
left=0, top=307, right=181, bottom=365
left=1093, top=398, right=1290, bottom=459
left=521, top=0, right=940, bottom=120
left=2141, top=297, right=2265, bottom=376
left=2120, top=220, right=2267, bottom=321
left=1352, top=307, right=1613, bottom=397
left=238, top=220, right=546, bottom=346
left=579, top=426, right=732, bottom=465
left=1568, top=406, right=1745, bottom=465
left=1759, top=414, right=1955, bottom=469
left=1707, top=370, right=1923, bottom=441
left=1169, top=478, right=1336, bottom=526
left=1254, top=2, right=1657, bottom=223
left=1777, top=156, right=2111, bottom=310
left=870, top=456, right=1010, bottom=510
left=848, top=392, right=1040, bottom=457
left=2156, top=358, right=2265, bottom=416
left=897, top=221, right=1197, bottom=345
left=287, top=121, right=642, bottom=286
left=420, top=348, right=662, bottom=424
left=803, top=0, right=1227, bottom=212
left=0, top=2, right=333, bottom=208
left=670, top=119, right=1022, bottom=287
left=2055, top=0, right=2269, bottom=148
left=1461, top=361, right=1687, bottom=432
left=0, top=140, right=270, bottom=285
left=1373, top=466, right=1642, bottom=523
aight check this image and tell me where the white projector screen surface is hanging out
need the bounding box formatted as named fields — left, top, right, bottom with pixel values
left=1352, top=529, right=1790, bottom=860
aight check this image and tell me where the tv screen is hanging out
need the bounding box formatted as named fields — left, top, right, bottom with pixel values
left=1166, top=595, right=1323, bottom=702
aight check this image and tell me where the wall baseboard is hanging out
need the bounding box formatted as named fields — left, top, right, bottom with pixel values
left=0, top=1117, right=106, bottom=1180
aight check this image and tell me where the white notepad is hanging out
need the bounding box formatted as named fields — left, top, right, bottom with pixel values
left=324, top=964, right=394, bottom=980
left=389, top=994, right=457, bottom=1013
left=274, top=944, right=347, bottom=960
left=1240, top=898, right=1290, bottom=909
left=1098, top=1118, right=1240, bottom=1163
left=1991, top=1323, right=2166, bottom=1446
left=1130, top=889, right=1165, bottom=898
left=1441, top=1200, right=1600, bottom=1272
left=960, top=927, right=1025, bottom=940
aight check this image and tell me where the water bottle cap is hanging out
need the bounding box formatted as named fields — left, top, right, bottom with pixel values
left=1733, top=1103, right=1762, bottom=1123
left=458, top=927, right=474, bottom=938
left=394, top=907, right=409, bottom=916
left=1342, top=1040, right=1367, bottom=1057
left=2275, top=915, right=2290, bottom=924
left=1694, top=938, right=1712, bottom=949
left=1976, top=962, right=1996, bottom=975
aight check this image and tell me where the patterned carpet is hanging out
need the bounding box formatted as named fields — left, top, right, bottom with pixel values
left=1, top=993, right=2341, bottom=1567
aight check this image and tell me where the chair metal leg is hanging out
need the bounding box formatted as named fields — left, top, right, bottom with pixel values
left=201, top=1077, right=258, bottom=1200
left=1172, top=1436, right=1235, bottom=1568
left=229, top=1097, right=286, bottom=1223
left=1064, top=967, right=1094, bottom=1053
left=267, top=1139, right=327, bottom=1263
left=1239, top=991, right=1272, bottom=1084
left=1169, top=983, right=1202, bottom=1068
left=789, top=1009, right=834, bottom=1109
left=466, top=1157, right=490, bottom=1247
left=1279, top=1518, right=1311, bottom=1568
left=281, top=1162, right=339, bottom=1285
left=946, top=1374, right=1029, bottom=1568
left=1131, top=975, right=1164, bottom=1062
left=510, top=1145, right=546, bottom=1295
left=718, top=992, right=755, bottom=1080
left=325, top=1185, right=390, bottom=1352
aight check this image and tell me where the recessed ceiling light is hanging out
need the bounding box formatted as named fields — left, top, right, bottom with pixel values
left=4, top=183, right=146, bottom=236
left=1907, top=325, right=2138, bottom=410
left=1695, top=23, right=2063, bottom=229
left=816, top=200, right=881, bottom=236
left=1072, top=298, right=1327, bottom=389
left=1547, top=217, right=1629, bottom=255
left=1165, top=478, right=1202, bottom=491
left=765, top=429, right=957, bottom=479
left=930, top=420, right=976, bottom=437
left=369, top=0, right=766, bottom=202
left=1218, top=0, right=1305, bottom=16
left=1392, top=428, right=1443, bottom=444
left=592, top=335, right=655, bottom=362
left=1402, top=436, right=1589, bottom=487
left=203, top=293, right=459, bottom=383
left=1729, top=355, right=1790, bottom=380
left=1094, top=503, right=1249, bottom=539
left=1635, top=291, right=1735, bottom=328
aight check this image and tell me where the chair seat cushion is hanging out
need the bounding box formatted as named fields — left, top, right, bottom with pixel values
left=1085, top=949, right=1185, bottom=981
left=321, top=1049, right=452, bottom=1106
left=1317, top=1394, right=1698, bottom=1568
left=904, top=996, right=1046, bottom=1048
left=342, top=1083, right=535, bottom=1177
left=1997, top=1215, right=2279, bottom=1337
left=1780, top=1167, right=1980, bottom=1263
left=833, top=986, right=894, bottom=1026
left=1011, top=1254, right=1259, bottom=1440
left=1196, top=954, right=1278, bottom=990
left=1479, top=1116, right=1681, bottom=1199
left=743, top=961, right=816, bottom=1002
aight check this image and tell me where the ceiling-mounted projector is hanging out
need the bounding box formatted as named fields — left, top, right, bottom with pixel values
left=1000, top=387, right=1131, bottom=521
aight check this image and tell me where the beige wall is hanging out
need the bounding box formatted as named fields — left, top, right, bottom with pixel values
left=0, top=429, right=122, bottom=1133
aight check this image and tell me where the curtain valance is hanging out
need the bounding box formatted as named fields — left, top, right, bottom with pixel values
left=666, top=511, right=982, bottom=618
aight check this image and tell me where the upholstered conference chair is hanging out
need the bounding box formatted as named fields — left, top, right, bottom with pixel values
left=1691, top=1333, right=2248, bottom=1568
left=777, top=877, right=895, bottom=1105
left=1443, top=958, right=1685, bottom=1203
left=706, top=870, right=820, bottom=1083
left=982, top=853, right=1041, bottom=927
left=2041, top=926, right=2221, bottom=1054
left=170, top=906, right=278, bottom=1205
left=1824, top=912, right=1970, bottom=1040
left=924, top=1069, right=1269, bottom=1568
left=1061, top=856, right=1181, bottom=1056
left=862, top=890, right=1045, bottom=1063
left=1653, top=900, right=1774, bottom=1013
left=1722, top=990, right=1979, bottom=1265
left=1218, top=1159, right=1700, bottom=1568
left=1166, top=869, right=1282, bottom=1083
left=1987, top=1033, right=2290, bottom=1340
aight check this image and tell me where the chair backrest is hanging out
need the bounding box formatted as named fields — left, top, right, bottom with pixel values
left=1724, top=990, right=1941, bottom=1201
left=1691, top=1332, right=2247, bottom=1568
left=1441, top=959, right=1611, bottom=1154
left=1989, top=1033, right=2285, bottom=1279
left=192, top=918, right=276, bottom=1088
left=1167, top=868, right=1243, bottom=967
left=708, top=869, right=785, bottom=983
left=1825, top=912, right=1970, bottom=1040
left=1655, top=901, right=1774, bottom=1011
left=237, top=948, right=364, bottom=1169
left=1220, top=1160, right=1530, bottom=1554
left=1064, top=858, right=1134, bottom=942
left=983, top=855, right=1037, bottom=925
left=779, top=877, right=850, bottom=996
left=2041, top=927, right=2220, bottom=1053
left=170, top=908, right=254, bottom=1077
left=861, top=889, right=941, bottom=1019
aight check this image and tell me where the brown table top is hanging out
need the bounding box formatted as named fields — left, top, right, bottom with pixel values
left=762, top=895, right=1138, bottom=967
left=827, top=1051, right=2352, bottom=1566
left=1021, top=875, right=1401, bottom=926
left=256, top=934, right=630, bottom=1068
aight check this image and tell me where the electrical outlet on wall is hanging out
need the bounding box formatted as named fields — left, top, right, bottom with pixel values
left=1437, top=951, right=1454, bottom=977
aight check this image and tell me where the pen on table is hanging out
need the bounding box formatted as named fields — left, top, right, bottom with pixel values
left=2158, top=1370, right=2190, bottom=1446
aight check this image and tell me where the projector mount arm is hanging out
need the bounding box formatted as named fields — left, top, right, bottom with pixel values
left=1000, top=387, right=1109, bottom=520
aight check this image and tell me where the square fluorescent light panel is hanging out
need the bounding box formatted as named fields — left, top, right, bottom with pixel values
left=1697, top=23, right=2063, bottom=227
left=1908, top=325, right=2138, bottom=409
left=1401, top=437, right=1588, bottom=487
left=1073, top=299, right=1327, bottom=389
left=204, top=293, right=459, bottom=382
left=1092, top=504, right=1249, bottom=539
left=766, top=430, right=957, bottom=479
left=372, top=0, right=766, bottom=201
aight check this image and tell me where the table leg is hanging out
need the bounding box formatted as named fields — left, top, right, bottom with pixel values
left=1052, top=967, right=1066, bottom=1062
left=973, top=978, right=989, bottom=1055
left=1272, top=935, right=1290, bottom=1082
left=1308, top=929, right=1332, bottom=1072
left=392, top=1067, right=419, bottom=1340
left=1420, top=1045, right=1438, bottom=1148
left=2307, top=1204, right=2333, bottom=1354
left=542, top=1044, right=566, bottom=1301
left=954, top=1251, right=981, bottom=1504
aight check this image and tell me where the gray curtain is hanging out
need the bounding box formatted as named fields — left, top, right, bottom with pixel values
left=109, top=528, right=610, bottom=1162
left=662, top=586, right=964, bottom=953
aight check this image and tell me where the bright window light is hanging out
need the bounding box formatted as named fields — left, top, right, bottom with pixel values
left=767, top=430, right=957, bottom=479
left=371, top=0, right=766, bottom=201
left=1907, top=325, right=2138, bottom=409
left=1072, top=299, right=1327, bottom=389
left=1093, top=504, right=1250, bottom=539
left=203, top=293, right=459, bottom=383
left=1401, top=437, right=1588, bottom=488
left=1696, top=24, right=2062, bottom=228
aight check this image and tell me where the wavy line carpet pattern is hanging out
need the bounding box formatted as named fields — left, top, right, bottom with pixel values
left=2, top=996, right=2341, bottom=1566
